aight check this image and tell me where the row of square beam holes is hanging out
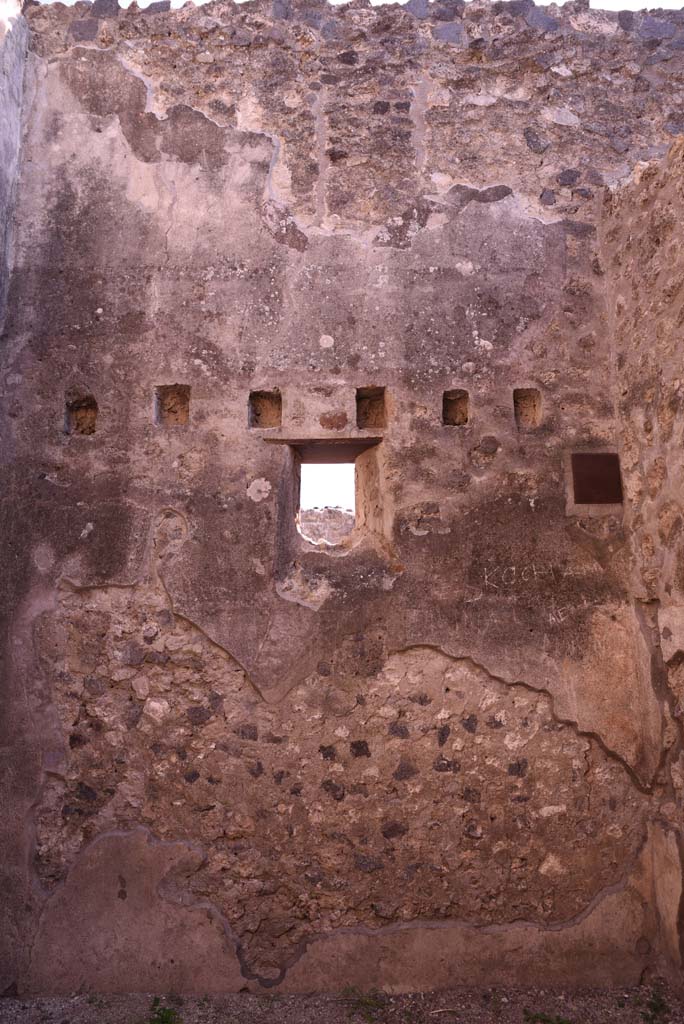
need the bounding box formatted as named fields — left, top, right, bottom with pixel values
left=65, top=385, right=544, bottom=433
left=64, top=385, right=623, bottom=504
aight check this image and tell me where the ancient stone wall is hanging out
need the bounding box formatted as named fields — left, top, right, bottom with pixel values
left=1, top=0, right=684, bottom=995
left=603, top=142, right=684, bottom=972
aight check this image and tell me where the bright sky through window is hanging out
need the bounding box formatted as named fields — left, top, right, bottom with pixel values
left=300, top=463, right=355, bottom=513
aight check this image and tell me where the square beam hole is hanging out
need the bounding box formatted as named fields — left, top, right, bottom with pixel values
left=356, top=386, right=386, bottom=429
left=443, top=389, right=469, bottom=426
left=513, top=388, right=542, bottom=430
left=65, top=390, right=98, bottom=435
left=571, top=452, right=623, bottom=505
left=155, top=384, right=190, bottom=427
left=249, top=389, right=282, bottom=428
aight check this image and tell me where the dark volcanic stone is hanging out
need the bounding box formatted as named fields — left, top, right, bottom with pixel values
left=321, top=779, right=345, bottom=801
left=638, top=16, right=676, bottom=42
left=524, top=126, right=550, bottom=154
left=76, top=782, right=97, bottom=802
left=557, top=168, right=581, bottom=186
left=92, top=0, right=118, bottom=16
left=393, top=757, right=419, bottom=781
left=389, top=720, right=410, bottom=738
left=187, top=706, right=212, bottom=726
left=234, top=723, right=258, bottom=740
left=69, top=19, right=98, bottom=41
left=618, top=10, right=634, bottom=32
left=354, top=853, right=383, bottom=873
left=433, top=22, right=464, bottom=45
left=381, top=820, right=409, bottom=839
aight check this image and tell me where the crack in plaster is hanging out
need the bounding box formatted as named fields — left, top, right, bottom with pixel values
left=403, top=643, right=660, bottom=796
left=58, top=507, right=663, bottom=793
left=14, top=586, right=62, bottom=988
left=676, top=830, right=684, bottom=970
left=151, top=511, right=267, bottom=703
left=635, top=600, right=684, bottom=792
left=32, top=817, right=650, bottom=993
left=264, top=129, right=284, bottom=205
left=32, top=559, right=661, bottom=986
left=311, top=86, right=328, bottom=229
left=410, top=74, right=428, bottom=180
left=175, top=827, right=652, bottom=990
left=52, top=47, right=570, bottom=257
left=633, top=599, right=684, bottom=966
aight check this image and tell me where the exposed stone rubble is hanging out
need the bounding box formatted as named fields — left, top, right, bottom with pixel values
left=32, top=580, right=649, bottom=979
left=1, top=0, right=684, bottom=997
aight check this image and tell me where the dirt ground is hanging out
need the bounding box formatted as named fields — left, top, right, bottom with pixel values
left=0, top=983, right=682, bottom=1024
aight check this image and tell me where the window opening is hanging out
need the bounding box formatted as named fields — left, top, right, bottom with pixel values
left=249, top=389, right=282, bottom=428
left=513, top=387, right=542, bottom=430
left=285, top=439, right=383, bottom=550
left=154, top=384, right=190, bottom=427
left=298, top=462, right=355, bottom=546
left=443, top=389, right=469, bottom=426
left=571, top=452, right=623, bottom=505
left=65, top=390, right=98, bottom=435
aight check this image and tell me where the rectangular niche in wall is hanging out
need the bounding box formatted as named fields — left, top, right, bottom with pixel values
left=443, top=389, right=469, bottom=426
left=570, top=452, right=623, bottom=505
left=513, top=387, right=542, bottom=430
left=249, top=389, right=282, bottom=428
left=356, top=386, right=386, bottom=429
left=65, top=389, right=98, bottom=435
left=154, top=384, right=190, bottom=427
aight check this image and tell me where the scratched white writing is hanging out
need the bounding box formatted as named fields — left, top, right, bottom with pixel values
left=480, top=563, right=603, bottom=591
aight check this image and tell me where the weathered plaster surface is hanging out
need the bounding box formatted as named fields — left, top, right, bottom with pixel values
left=0, top=1, right=27, bottom=329
left=1, top=0, right=684, bottom=995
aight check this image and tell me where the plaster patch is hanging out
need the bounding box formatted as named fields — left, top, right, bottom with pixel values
left=276, top=568, right=333, bottom=610
left=33, top=544, right=54, bottom=572
left=247, top=478, right=272, bottom=503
